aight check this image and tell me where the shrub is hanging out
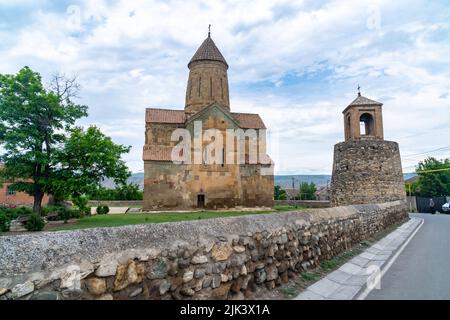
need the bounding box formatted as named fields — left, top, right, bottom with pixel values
left=81, top=206, right=91, bottom=216
left=15, top=207, right=33, bottom=216
left=25, top=214, right=45, bottom=231
left=0, top=211, right=11, bottom=232
left=96, top=205, right=109, bottom=215
left=0, top=206, right=33, bottom=221
left=72, top=196, right=89, bottom=209
left=72, top=196, right=91, bottom=216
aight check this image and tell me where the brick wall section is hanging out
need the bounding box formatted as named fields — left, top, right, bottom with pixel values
left=330, top=140, right=406, bottom=206
left=0, top=183, right=49, bottom=207
left=0, top=200, right=408, bottom=300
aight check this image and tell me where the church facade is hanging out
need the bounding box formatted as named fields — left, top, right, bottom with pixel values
left=143, top=33, right=274, bottom=210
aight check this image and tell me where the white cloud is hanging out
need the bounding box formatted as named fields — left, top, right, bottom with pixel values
left=1, top=0, right=449, bottom=173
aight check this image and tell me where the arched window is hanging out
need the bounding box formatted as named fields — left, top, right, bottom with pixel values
left=359, top=113, right=374, bottom=136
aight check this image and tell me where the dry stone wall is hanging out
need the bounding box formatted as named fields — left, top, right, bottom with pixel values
left=0, top=201, right=408, bottom=300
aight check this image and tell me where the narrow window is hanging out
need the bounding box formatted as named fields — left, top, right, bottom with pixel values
left=198, top=77, right=201, bottom=97
left=222, top=147, right=225, bottom=167
left=210, top=77, right=213, bottom=97
left=220, top=78, right=224, bottom=99
left=188, top=79, right=192, bottom=99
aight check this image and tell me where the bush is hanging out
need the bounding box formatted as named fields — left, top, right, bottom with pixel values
left=25, top=214, right=45, bottom=231
left=0, top=211, right=11, bottom=232
left=89, top=184, right=143, bottom=200
left=42, top=205, right=84, bottom=222
left=72, top=196, right=91, bottom=217
left=15, top=207, right=33, bottom=216
left=72, top=196, right=89, bottom=209
left=0, top=206, right=32, bottom=221
left=96, top=205, right=109, bottom=215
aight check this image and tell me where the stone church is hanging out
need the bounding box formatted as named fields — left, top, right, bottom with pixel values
left=143, top=32, right=274, bottom=210
left=330, top=92, right=406, bottom=206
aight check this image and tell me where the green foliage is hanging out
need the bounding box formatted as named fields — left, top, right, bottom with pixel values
left=89, top=184, right=143, bottom=200
left=72, top=195, right=91, bottom=216
left=0, top=211, right=10, bottom=232
left=0, top=67, right=131, bottom=214
left=301, top=272, right=320, bottom=281
left=274, top=185, right=288, bottom=200
left=52, top=126, right=131, bottom=198
left=297, top=182, right=317, bottom=200
left=96, top=205, right=110, bottom=215
left=415, top=157, right=450, bottom=197
left=72, top=196, right=89, bottom=209
left=0, top=206, right=32, bottom=221
left=25, top=213, right=45, bottom=231
left=14, top=207, right=33, bottom=216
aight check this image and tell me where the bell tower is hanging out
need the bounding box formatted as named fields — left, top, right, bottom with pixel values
left=185, top=27, right=230, bottom=114
left=330, top=89, right=406, bottom=207
left=343, top=89, right=384, bottom=141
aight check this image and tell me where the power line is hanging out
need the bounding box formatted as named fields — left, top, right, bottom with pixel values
left=402, top=145, right=450, bottom=158
left=404, top=167, right=450, bottom=175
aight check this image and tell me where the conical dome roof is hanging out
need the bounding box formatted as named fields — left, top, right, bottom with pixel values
left=188, top=36, right=228, bottom=68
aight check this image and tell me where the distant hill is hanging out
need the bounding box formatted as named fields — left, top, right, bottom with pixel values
left=275, top=175, right=332, bottom=189
left=101, top=172, right=417, bottom=190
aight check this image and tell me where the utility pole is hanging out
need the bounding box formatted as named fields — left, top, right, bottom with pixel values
left=291, top=177, right=295, bottom=200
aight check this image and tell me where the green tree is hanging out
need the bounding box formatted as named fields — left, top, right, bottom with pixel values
left=415, top=157, right=450, bottom=197
left=297, top=182, right=317, bottom=200
left=274, top=185, right=288, bottom=200
left=0, top=67, right=130, bottom=214
left=89, top=183, right=143, bottom=200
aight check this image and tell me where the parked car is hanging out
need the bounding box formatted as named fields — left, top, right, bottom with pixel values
left=443, top=202, right=450, bottom=213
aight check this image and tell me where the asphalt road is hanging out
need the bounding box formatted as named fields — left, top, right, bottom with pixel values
left=367, top=213, right=450, bottom=300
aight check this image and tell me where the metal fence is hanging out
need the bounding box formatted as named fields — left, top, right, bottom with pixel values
left=416, top=196, right=448, bottom=213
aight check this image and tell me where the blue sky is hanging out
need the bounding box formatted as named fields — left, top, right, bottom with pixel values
left=1, top=0, right=449, bottom=174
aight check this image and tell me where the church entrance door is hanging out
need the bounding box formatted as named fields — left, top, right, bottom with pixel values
left=197, top=194, right=205, bottom=209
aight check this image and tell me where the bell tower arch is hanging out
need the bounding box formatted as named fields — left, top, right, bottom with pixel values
left=342, top=90, right=384, bottom=141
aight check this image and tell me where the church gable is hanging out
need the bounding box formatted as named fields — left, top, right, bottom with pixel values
left=185, top=102, right=240, bottom=130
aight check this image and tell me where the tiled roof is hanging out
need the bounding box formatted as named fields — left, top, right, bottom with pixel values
left=146, top=108, right=186, bottom=124
left=188, top=36, right=228, bottom=68
left=146, top=108, right=266, bottom=129
left=232, top=113, right=266, bottom=129
left=142, top=145, right=173, bottom=161
left=348, top=94, right=383, bottom=107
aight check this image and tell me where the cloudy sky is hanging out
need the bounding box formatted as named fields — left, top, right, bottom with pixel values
left=1, top=0, right=449, bottom=175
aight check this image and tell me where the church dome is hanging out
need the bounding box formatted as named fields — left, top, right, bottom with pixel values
left=188, top=35, right=228, bottom=69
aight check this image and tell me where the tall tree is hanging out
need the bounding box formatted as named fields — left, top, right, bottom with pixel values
left=415, top=157, right=450, bottom=197
left=297, top=182, right=317, bottom=200
left=274, top=185, right=287, bottom=200
left=0, top=67, right=130, bottom=213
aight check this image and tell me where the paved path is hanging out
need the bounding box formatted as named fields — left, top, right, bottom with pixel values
left=295, top=217, right=423, bottom=300
left=367, top=213, right=450, bottom=300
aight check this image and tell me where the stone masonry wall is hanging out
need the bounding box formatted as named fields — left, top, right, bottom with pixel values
left=0, top=201, right=408, bottom=300
left=330, top=140, right=406, bottom=206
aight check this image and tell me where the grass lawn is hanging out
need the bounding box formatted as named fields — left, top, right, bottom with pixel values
left=47, top=209, right=285, bottom=232
left=48, top=205, right=305, bottom=231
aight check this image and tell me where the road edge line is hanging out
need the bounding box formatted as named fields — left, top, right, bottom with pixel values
left=356, top=217, right=424, bottom=300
